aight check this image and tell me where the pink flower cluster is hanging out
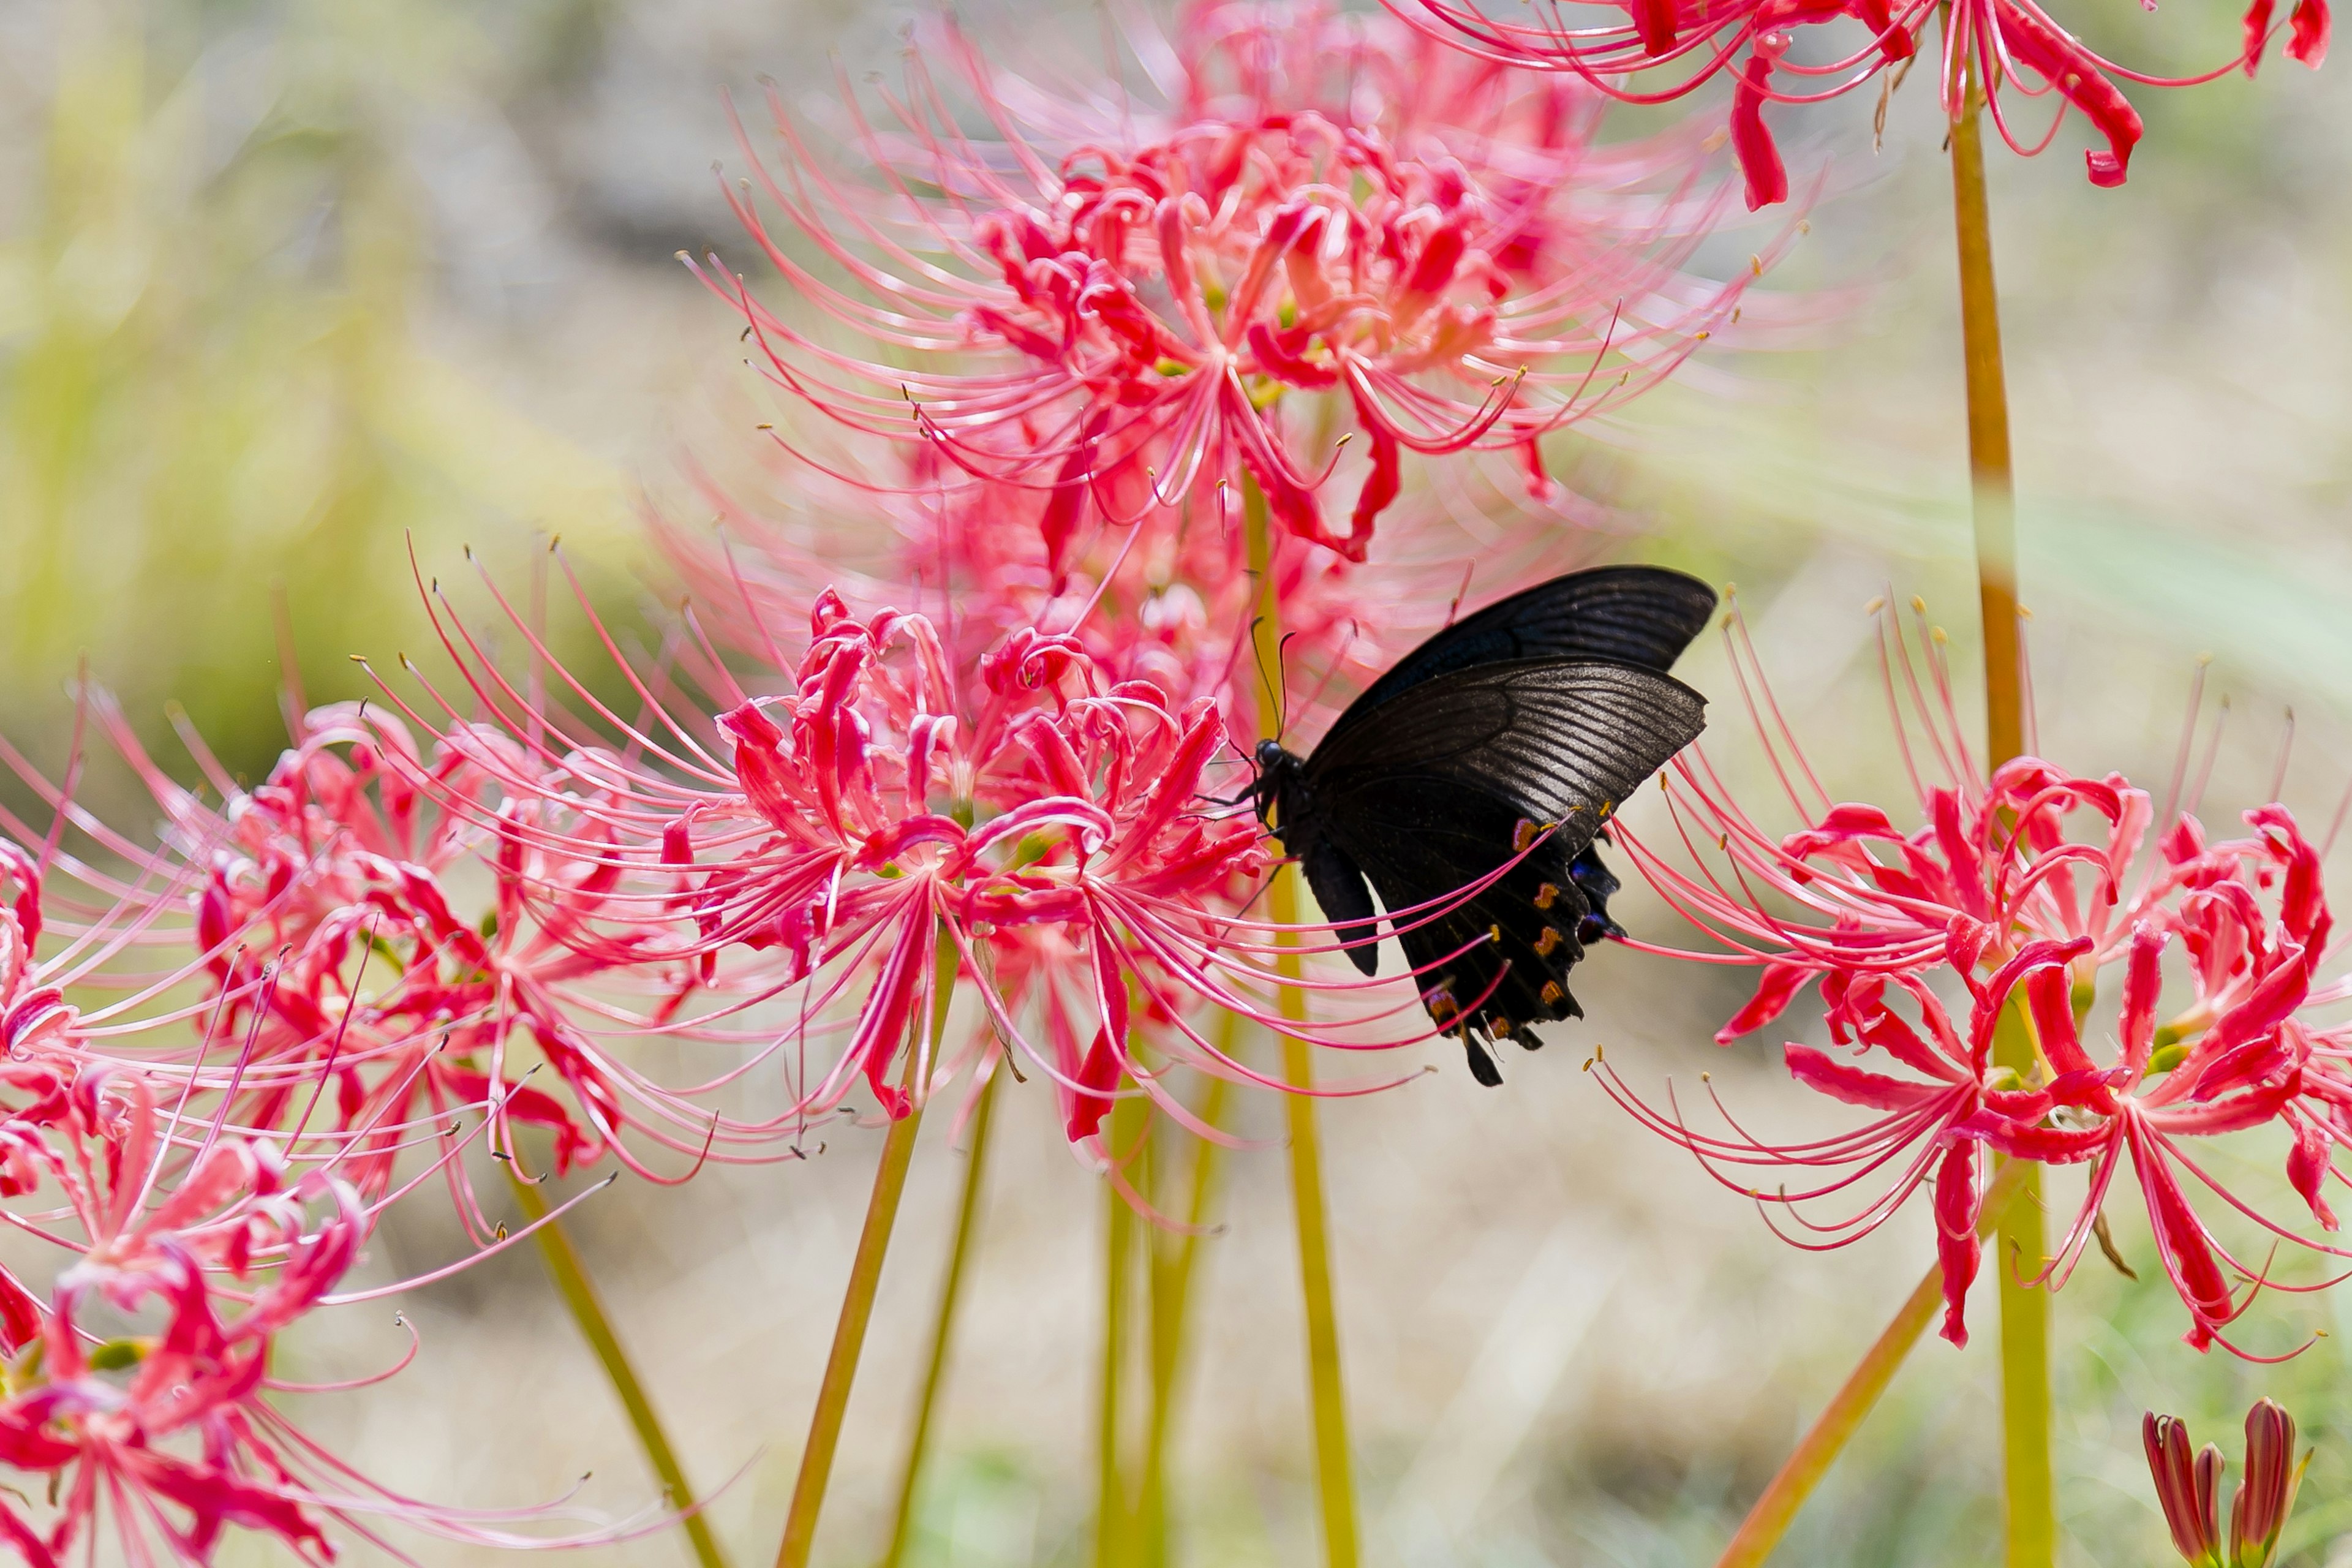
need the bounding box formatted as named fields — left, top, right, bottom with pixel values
left=0, top=766, right=655, bottom=1559
left=0, top=2, right=1794, bottom=1550
left=379, top=576, right=1330, bottom=1144
left=695, top=0, right=1779, bottom=575
left=1604, top=609, right=2352, bottom=1354
left=1393, top=0, right=2329, bottom=208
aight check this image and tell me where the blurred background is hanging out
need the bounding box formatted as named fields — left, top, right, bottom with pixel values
left=4, top=0, right=2351, bottom=1563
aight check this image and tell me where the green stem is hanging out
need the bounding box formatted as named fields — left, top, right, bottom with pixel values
left=1138, top=1017, right=1241, bottom=1568
left=1990, top=997, right=2054, bottom=1567
left=1951, top=45, right=2051, bottom=1566
left=1714, top=1157, right=2032, bottom=1568
left=1245, top=475, right=1360, bottom=1568
left=510, top=1175, right=732, bottom=1568
left=774, top=928, right=957, bottom=1568
left=878, top=1065, right=1003, bottom=1568
left=1951, top=54, right=2022, bottom=767
left=1095, top=1089, right=1146, bottom=1568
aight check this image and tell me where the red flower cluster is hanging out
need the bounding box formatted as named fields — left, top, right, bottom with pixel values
left=376, top=568, right=1455, bottom=1161
left=1392, top=0, right=2329, bottom=206
left=696, top=1, right=1774, bottom=574
left=0, top=797, right=636, bottom=1558
left=1605, top=606, right=2352, bottom=1352
left=0, top=5, right=1817, bottom=1557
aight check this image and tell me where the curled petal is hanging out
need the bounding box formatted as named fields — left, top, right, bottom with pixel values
left=1933, top=1140, right=1980, bottom=1346
left=1730, top=43, right=1790, bottom=211
left=1716, top=960, right=1816, bottom=1044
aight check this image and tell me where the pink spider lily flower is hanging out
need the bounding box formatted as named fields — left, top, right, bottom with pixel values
left=0, top=670, right=831, bottom=1289
left=1971, top=916, right=2326, bottom=1354
left=0, top=1205, right=357, bottom=1564
left=685, top=600, right=1427, bottom=1129
left=0, top=1159, right=641, bottom=1564
left=1391, top=0, right=2328, bottom=209
left=1605, top=809, right=2352, bottom=1351
left=377, top=564, right=1446, bottom=1162
left=1623, top=600, right=2163, bottom=1038
left=1594, top=927, right=2083, bottom=1344
left=694, top=6, right=1773, bottom=575
left=1602, top=601, right=2352, bottom=1351
left=661, top=423, right=1624, bottom=774
left=0, top=914, right=679, bottom=1564
left=86, top=699, right=744, bottom=1219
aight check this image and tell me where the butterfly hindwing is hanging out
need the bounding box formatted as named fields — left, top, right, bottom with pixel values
left=1331, top=565, right=1717, bottom=737
left=1297, top=658, right=1705, bottom=1068
left=1314, top=777, right=1594, bottom=1080
left=1301, top=837, right=1381, bottom=978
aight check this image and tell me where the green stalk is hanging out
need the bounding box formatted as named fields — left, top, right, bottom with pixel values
left=1950, top=39, right=2051, bottom=1566
left=1095, top=1088, right=1147, bottom=1568
left=774, top=927, right=957, bottom=1568
left=1989, top=998, right=2053, bottom=1566
left=1245, top=475, right=1361, bottom=1568
left=878, top=1064, right=1003, bottom=1568
left=1951, top=55, right=2023, bottom=768
left=1714, top=1157, right=2032, bottom=1567
left=510, top=1175, right=732, bottom=1568
left=1137, top=1014, right=1242, bottom=1568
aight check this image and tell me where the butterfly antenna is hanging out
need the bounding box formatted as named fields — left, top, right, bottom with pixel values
left=1246, top=616, right=1293, bottom=744
left=1273, top=631, right=1302, bottom=742
left=1294, top=621, right=1358, bottom=723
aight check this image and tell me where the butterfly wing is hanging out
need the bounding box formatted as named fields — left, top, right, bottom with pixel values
left=1298, top=658, right=1705, bottom=1081
left=1329, top=565, right=1717, bottom=741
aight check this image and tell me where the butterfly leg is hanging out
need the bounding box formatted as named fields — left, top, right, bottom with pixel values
left=1461, top=1031, right=1502, bottom=1087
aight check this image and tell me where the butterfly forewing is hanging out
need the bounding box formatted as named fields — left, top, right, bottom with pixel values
left=1307, top=659, right=1706, bottom=821
left=1331, top=565, right=1716, bottom=737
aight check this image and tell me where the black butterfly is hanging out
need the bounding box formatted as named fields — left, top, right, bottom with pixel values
left=1250, top=565, right=1716, bottom=1085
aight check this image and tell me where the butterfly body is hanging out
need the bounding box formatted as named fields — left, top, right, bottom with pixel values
left=1251, top=567, right=1717, bottom=1084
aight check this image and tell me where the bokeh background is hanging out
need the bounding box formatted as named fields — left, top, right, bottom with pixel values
left=4, top=0, right=2351, bottom=1562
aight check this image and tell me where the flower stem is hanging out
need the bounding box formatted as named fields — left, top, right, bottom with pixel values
left=1245, top=475, right=1361, bottom=1568
left=1950, top=63, right=2023, bottom=767
left=1951, top=48, right=2051, bottom=1567
left=1989, top=998, right=2054, bottom=1567
left=878, top=1063, right=1002, bottom=1568
left=1096, top=1088, right=1146, bottom=1568
left=773, top=926, right=956, bottom=1568
left=1714, top=1157, right=2031, bottom=1568
left=510, top=1174, right=732, bottom=1568
left=1137, top=1016, right=1242, bottom=1568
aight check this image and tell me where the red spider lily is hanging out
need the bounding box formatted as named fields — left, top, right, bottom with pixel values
left=1602, top=601, right=2352, bottom=1351
left=0, top=1162, right=643, bottom=1564
left=694, top=4, right=1771, bottom=575
left=0, top=960, right=645, bottom=1567
left=2144, top=1400, right=2310, bottom=1568
left=371, top=567, right=1433, bottom=1164
left=660, top=404, right=1635, bottom=779
left=1624, top=600, right=2160, bottom=1034
left=80, top=698, right=764, bottom=1225
left=1596, top=929, right=2085, bottom=1344
left=1393, top=0, right=2328, bottom=208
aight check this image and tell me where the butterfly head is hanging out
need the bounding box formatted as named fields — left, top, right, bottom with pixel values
left=1248, top=739, right=1304, bottom=836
